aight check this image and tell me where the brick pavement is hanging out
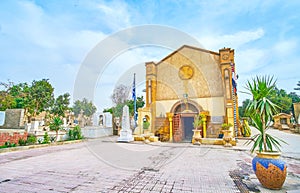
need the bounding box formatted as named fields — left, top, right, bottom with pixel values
left=0, top=137, right=299, bottom=193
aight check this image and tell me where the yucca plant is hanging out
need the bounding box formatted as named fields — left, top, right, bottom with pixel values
left=49, top=116, right=63, bottom=142
left=244, top=75, right=286, bottom=152
left=193, top=114, right=203, bottom=130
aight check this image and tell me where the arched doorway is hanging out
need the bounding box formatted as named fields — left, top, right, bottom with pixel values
left=171, top=100, right=202, bottom=142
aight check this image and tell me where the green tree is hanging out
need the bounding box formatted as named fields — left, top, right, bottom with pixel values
left=51, top=93, right=70, bottom=117
left=126, top=96, right=145, bottom=116
left=72, top=98, right=97, bottom=117
left=104, top=96, right=145, bottom=117
left=238, top=99, right=251, bottom=118
left=288, top=92, right=300, bottom=103
left=49, top=116, right=63, bottom=141
left=0, top=80, right=16, bottom=110
left=27, top=79, right=54, bottom=117
left=294, top=81, right=300, bottom=91
left=269, top=87, right=292, bottom=114
left=244, top=75, right=282, bottom=152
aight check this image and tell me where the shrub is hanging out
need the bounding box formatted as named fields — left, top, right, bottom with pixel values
left=43, top=132, right=50, bottom=144
left=26, top=134, right=37, bottom=145
left=4, top=141, right=16, bottom=147
left=68, top=126, right=83, bottom=140
left=73, top=125, right=82, bottom=139
left=18, top=138, right=27, bottom=146
left=68, top=129, right=74, bottom=140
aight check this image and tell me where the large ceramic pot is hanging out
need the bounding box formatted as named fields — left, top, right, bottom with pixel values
left=222, top=130, right=232, bottom=147
left=192, top=129, right=201, bottom=145
left=252, top=151, right=287, bottom=190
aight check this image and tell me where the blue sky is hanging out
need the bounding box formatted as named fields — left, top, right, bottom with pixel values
left=0, top=0, right=299, bottom=112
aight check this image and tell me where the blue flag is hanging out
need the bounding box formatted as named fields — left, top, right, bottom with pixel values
left=132, top=73, right=137, bottom=122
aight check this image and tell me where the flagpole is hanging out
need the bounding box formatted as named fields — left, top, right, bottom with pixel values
left=133, top=73, right=137, bottom=126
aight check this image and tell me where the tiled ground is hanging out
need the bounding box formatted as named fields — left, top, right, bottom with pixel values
left=0, top=136, right=299, bottom=193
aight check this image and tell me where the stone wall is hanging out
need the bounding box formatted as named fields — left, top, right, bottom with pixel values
left=81, top=126, right=113, bottom=138
left=156, top=46, right=224, bottom=101
left=0, top=109, right=25, bottom=129
left=0, top=130, right=28, bottom=146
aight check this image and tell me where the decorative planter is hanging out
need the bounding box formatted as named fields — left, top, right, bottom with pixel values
left=192, top=129, right=201, bottom=145
left=252, top=151, right=287, bottom=190
left=222, top=130, right=232, bottom=147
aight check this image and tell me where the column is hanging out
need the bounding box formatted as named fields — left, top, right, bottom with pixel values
left=166, top=112, right=174, bottom=142
left=200, top=111, right=209, bottom=138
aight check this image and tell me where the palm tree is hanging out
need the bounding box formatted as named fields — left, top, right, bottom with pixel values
left=49, top=116, right=63, bottom=141
left=244, top=75, right=285, bottom=152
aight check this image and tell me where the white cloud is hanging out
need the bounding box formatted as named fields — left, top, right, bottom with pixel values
left=235, top=48, right=268, bottom=74
left=273, top=39, right=298, bottom=58
left=199, top=28, right=265, bottom=50
left=97, top=1, right=131, bottom=31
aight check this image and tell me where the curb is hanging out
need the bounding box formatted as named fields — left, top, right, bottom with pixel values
left=0, top=139, right=84, bottom=154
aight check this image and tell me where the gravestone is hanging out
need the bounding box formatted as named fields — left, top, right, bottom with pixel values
left=0, top=109, right=25, bottom=129
left=92, top=112, right=101, bottom=126
left=118, top=105, right=134, bottom=142
left=104, top=112, right=112, bottom=127
left=30, top=121, right=39, bottom=132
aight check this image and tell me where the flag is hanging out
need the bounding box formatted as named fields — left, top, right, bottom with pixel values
left=132, top=73, right=137, bottom=122
left=230, top=62, right=235, bottom=73
left=132, top=74, right=136, bottom=100
left=232, top=78, right=237, bottom=94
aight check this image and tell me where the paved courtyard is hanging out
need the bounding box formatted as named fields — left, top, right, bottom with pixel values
left=0, top=129, right=299, bottom=193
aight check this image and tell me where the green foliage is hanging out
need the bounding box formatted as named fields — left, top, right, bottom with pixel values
left=27, top=79, right=54, bottom=116
left=105, top=96, right=145, bottom=118
left=221, top=123, right=233, bottom=130
left=143, top=121, right=150, bottom=130
left=43, top=132, right=50, bottom=144
left=294, top=81, right=300, bottom=91
left=4, top=141, right=16, bottom=147
left=288, top=92, right=300, bottom=103
left=193, top=114, right=203, bottom=129
left=238, top=99, right=251, bottom=118
left=0, top=82, right=28, bottom=110
left=103, top=108, right=113, bottom=114
left=18, top=138, right=27, bottom=146
left=244, top=75, right=285, bottom=152
left=49, top=116, right=63, bottom=141
left=0, top=79, right=54, bottom=120
left=73, top=98, right=97, bottom=117
left=245, top=113, right=287, bottom=153
left=270, top=87, right=292, bottom=114
left=51, top=93, right=70, bottom=117
left=26, top=134, right=37, bottom=145
left=68, top=125, right=83, bottom=140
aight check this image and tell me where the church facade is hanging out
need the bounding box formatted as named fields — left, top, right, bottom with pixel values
left=139, top=45, right=239, bottom=142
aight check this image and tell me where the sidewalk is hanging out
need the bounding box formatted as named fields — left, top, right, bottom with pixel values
left=0, top=134, right=299, bottom=192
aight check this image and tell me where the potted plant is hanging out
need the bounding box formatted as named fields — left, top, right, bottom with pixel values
left=221, top=123, right=233, bottom=147
left=192, top=114, right=203, bottom=145
left=143, top=121, right=150, bottom=130
left=244, top=75, right=287, bottom=190
left=142, top=119, right=151, bottom=143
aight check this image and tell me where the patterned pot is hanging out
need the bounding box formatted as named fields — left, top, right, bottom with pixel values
left=252, top=151, right=287, bottom=190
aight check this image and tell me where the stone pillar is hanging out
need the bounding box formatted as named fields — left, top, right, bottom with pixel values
left=200, top=111, right=209, bottom=138
left=166, top=112, right=174, bottom=142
